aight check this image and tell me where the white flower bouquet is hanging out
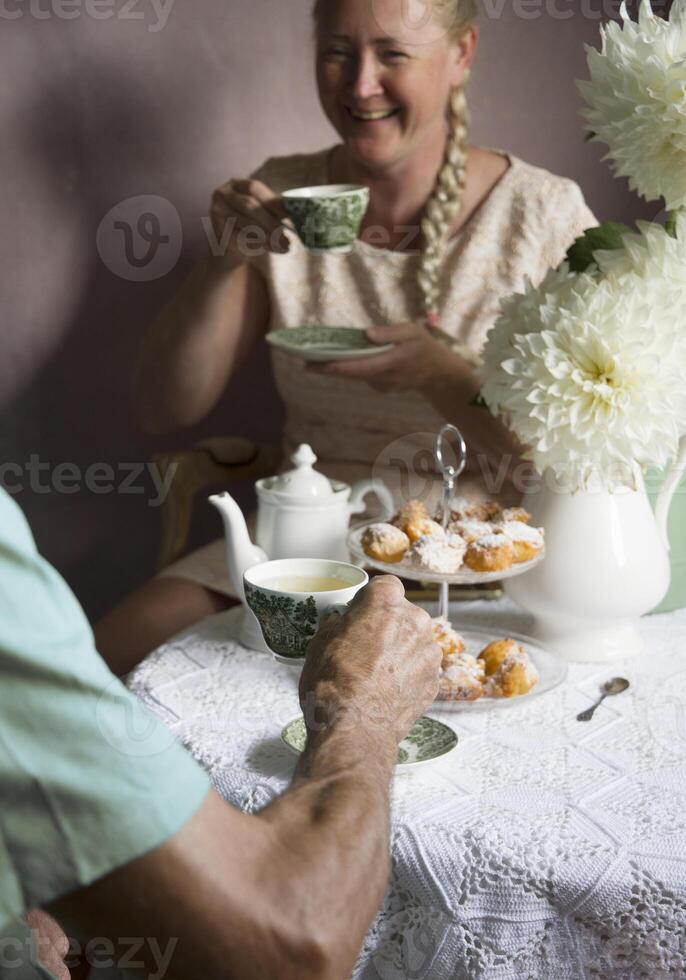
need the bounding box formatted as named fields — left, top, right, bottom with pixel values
left=479, top=0, right=686, bottom=492
left=579, top=0, right=686, bottom=213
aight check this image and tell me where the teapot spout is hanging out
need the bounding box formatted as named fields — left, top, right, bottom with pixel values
left=208, top=492, right=267, bottom=600
left=655, top=435, right=686, bottom=552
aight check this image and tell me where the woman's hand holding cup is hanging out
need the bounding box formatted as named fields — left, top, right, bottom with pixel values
left=209, top=177, right=291, bottom=263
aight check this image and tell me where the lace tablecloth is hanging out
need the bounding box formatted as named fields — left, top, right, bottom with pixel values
left=128, top=599, right=686, bottom=979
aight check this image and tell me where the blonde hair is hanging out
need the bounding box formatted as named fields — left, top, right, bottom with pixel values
left=416, top=1, right=477, bottom=329
left=313, top=0, right=478, bottom=332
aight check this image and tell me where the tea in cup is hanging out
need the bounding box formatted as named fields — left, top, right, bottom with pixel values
left=244, top=557, right=368, bottom=662
left=281, top=184, right=370, bottom=254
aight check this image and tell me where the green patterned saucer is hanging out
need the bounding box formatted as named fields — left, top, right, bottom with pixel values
left=281, top=715, right=458, bottom=774
left=266, top=326, right=394, bottom=363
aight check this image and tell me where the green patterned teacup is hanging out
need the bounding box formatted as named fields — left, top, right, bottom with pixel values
left=244, top=558, right=368, bottom=662
left=281, top=184, right=370, bottom=254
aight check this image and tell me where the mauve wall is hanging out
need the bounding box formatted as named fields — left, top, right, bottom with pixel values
left=1, top=0, right=657, bottom=619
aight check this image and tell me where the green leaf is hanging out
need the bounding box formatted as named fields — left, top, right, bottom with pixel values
left=584, top=130, right=597, bottom=143
left=565, top=221, right=634, bottom=274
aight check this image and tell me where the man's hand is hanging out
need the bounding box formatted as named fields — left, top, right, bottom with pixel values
left=25, top=909, right=70, bottom=980
left=299, top=576, right=441, bottom=755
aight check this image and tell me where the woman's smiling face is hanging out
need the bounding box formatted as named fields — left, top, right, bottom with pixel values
left=315, top=0, right=474, bottom=170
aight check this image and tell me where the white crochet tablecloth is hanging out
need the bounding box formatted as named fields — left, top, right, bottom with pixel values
left=128, top=599, right=686, bottom=979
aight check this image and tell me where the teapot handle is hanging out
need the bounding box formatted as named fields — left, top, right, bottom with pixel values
left=349, top=480, right=394, bottom=521
left=655, top=435, right=686, bottom=552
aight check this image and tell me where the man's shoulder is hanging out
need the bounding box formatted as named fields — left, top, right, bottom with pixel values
left=0, top=487, right=37, bottom=559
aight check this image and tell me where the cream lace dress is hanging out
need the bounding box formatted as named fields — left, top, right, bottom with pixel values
left=162, top=147, right=596, bottom=595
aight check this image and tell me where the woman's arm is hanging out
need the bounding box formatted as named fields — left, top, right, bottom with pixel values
left=133, top=178, right=288, bottom=434
left=133, top=257, right=269, bottom=434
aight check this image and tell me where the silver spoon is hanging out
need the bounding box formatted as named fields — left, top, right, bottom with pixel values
left=576, top=677, right=630, bottom=722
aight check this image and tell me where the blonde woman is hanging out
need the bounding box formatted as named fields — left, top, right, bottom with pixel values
left=96, top=0, right=595, bottom=671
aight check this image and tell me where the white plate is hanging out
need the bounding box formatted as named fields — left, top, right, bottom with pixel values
left=347, top=521, right=545, bottom=585
left=266, top=326, right=394, bottom=362
left=431, top=628, right=567, bottom=712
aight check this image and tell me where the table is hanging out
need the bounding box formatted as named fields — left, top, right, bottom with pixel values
left=128, top=599, right=686, bottom=979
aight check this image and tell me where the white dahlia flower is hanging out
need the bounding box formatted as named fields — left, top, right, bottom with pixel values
left=480, top=222, right=686, bottom=490
left=578, top=0, right=686, bottom=211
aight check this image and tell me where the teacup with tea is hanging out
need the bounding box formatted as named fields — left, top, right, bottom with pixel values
left=244, top=557, right=368, bottom=662
left=281, top=184, right=370, bottom=254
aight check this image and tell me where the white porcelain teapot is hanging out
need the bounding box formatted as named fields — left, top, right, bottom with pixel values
left=209, top=444, right=394, bottom=650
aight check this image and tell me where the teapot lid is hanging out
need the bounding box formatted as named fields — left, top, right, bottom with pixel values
left=270, top=444, right=333, bottom=499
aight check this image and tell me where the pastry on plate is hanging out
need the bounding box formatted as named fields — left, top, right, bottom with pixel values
left=447, top=517, right=492, bottom=545
left=361, top=522, right=410, bottom=564
left=431, top=616, right=466, bottom=669
left=409, top=533, right=466, bottom=574
left=438, top=653, right=485, bottom=702
left=463, top=533, right=515, bottom=573
left=446, top=496, right=502, bottom=523
left=498, top=521, right=544, bottom=563
left=499, top=506, right=531, bottom=525
left=479, top=638, right=539, bottom=698
left=404, top=517, right=445, bottom=544
left=392, top=499, right=429, bottom=534
left=478, top=637, right=520, bottom=676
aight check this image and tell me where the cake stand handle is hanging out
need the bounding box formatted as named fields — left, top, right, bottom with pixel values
left=435, top=424, right=467, bottom=621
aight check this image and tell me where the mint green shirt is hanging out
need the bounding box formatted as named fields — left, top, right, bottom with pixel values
left=0, top=489, right=210, bottom=977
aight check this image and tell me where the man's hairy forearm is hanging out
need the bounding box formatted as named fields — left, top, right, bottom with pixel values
left=48, top=580, right=433, bottom=980
left=47, top=730, right=396, bottom=980
left=257, top=727, right=396, bottom=977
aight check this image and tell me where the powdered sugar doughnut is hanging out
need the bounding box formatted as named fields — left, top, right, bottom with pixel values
left=361, top=523, right=410, bottom=564
left=405, top=517, right=445, bottom=543
left=447, top=496, right=502, bottom=523
left=478, top=638, right=522, bottom=676
left=431, top=616, right=466, bottom=669
left=409, top=534, right=467, bottom=574
left=447, top=518, right=493, bottom=545
left=464, top=533, right=515, bottom=573
left=499, top=506, right=531, bottom=525
left=482, top=643, right=539, bottom=698
left=392, top=499, right=429, bottom=533
left=498, top=521, right=544, bottom=563
left=438, top=654, right=485, bottom=701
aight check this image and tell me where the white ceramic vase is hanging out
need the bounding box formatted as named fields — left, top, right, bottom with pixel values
left=504, top=448, right=686, bottom=663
